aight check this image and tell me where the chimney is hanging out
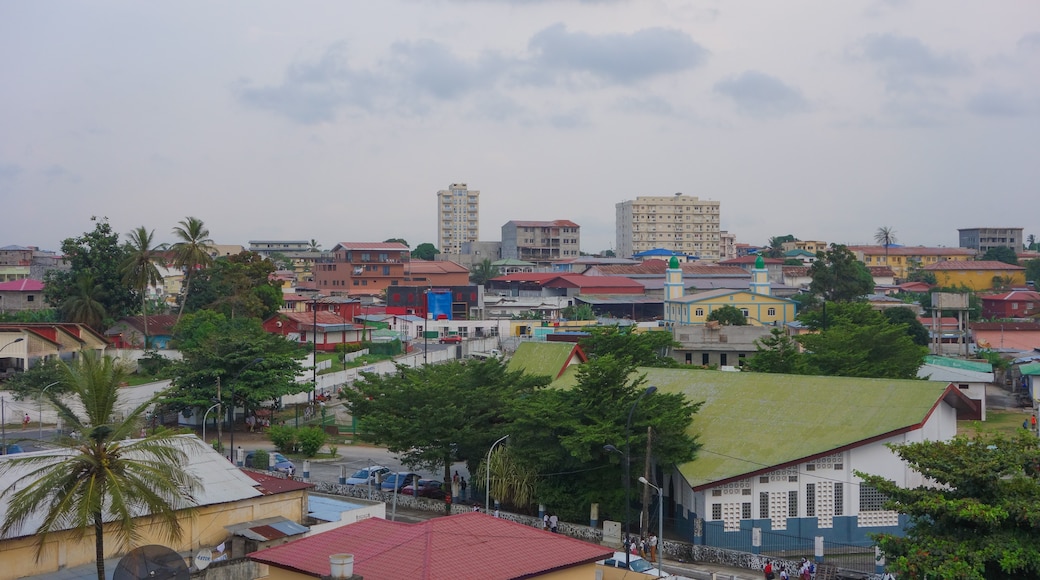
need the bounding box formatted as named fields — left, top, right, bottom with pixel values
left=323, top=554, right=362, bottom=580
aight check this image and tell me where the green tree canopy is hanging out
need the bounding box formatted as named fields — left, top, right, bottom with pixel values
left=0, top=354, right=200, bottom=580
left=170, top=216, right=215, bottom=321
left=166, top=311, right=307, bottom=415
left=383, top=238, right=409, bottom=247
left=578, top=326, right=679, bottom=367
left=809, top=244, right=875, bottom=302
left=561, top=303, right=596, bottom=321
left=981, top=246, right=1019, bottom=265
left=882, top=307, right=930, bottom=346
left=1026, top=259, right=1040, bottom=285
left=707, top=305, right=748, bottom=326
left=121, top=226, right=164, bottom=347
left=469, top=258, right=501, bottom=287
left=411, top=243, right=439, bottom=260
left=182, top=251, right=281, bottom=319
left=44, top=217, right=136, bottom=329
left=858, top=432, right=1040, bottom=579
left=744, top=328, right=805, bottom=374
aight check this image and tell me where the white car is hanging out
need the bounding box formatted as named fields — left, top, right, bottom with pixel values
left=344, top=466, right=391, bottom=486
left=598, top=552, right=659, bottom=575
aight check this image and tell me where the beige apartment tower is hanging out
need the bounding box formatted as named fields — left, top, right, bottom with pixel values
left=616, top=193, right=721, bottom=260
left=437, top=183, right=480, bottom=255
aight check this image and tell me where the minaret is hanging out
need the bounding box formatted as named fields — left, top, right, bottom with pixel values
left=664, top=255, right=684, bottom=301
left=750, top=254, right=771, bottom=296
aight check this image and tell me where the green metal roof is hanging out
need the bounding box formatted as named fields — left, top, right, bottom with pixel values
left=507, top=342, right=582, bottom=380
left=1020, top=363, right=1040, bottom=376
left=638, top=368, right=952, bottom=489
left=923, top=355, right=993, bottom=373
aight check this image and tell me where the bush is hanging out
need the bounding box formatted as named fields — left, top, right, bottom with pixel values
left=268, top=425, right=297, bottom=453
left=297, top=426, right=328, bottom=457
left=252, top=449, right=270, bottom=470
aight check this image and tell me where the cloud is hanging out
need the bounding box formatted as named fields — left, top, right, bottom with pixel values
left=713, top=71, right=810, bottom=118
left=526, top=24, right=708, bottom=85
left=854, top=33, right=970, bottom=94
left=966, top=89, right=1032, bottom=117
left=1019, top=31, right=1040, bottom=52
left=614, top=95, right=679, bottom=117
left=0, top=163, right=21, bottom=190
left=43, top=164, right=80, bottom=183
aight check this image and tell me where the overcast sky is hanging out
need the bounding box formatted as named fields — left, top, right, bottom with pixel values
left=2, top=1, right=1038, bottom=255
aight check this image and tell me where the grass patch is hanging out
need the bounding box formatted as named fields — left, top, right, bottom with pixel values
left=958, top=409, right=1032, bottom=437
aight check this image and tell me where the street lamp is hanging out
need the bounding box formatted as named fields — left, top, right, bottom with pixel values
left=604, top=385, right=657, bottom=569
left=201, top=401, right=221, bottom=444
left=39, top=381, right=61, bottom=440
left=486, top=434, right=510, bottom=512
left=638, top=476, right=664, bottom=577
left=228, top=357, right=263, bottom=465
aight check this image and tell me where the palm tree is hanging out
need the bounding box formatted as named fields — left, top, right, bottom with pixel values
left=874, top=226, right=898, bottom=267
left=170, top=217, right=215, bottom=322
left=62, top=273, right=107, bottom=330
left=469, top=258, right=501, bottom=287
left=308, top=239, right=322, bottom=252
left=0, top=354, right=200, bottom=580
left=121, top=227, right=163, bottom=348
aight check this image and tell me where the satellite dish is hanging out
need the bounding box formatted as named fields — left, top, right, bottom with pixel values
left=113, top=545, right=189, bottom=580
left=194, top=549, right=212, bottom=571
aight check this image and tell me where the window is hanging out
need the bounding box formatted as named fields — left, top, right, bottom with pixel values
left=742, top=502, right=752, bottom=519
left=859, top=485, right=888, bottom=511
left=742, top=488, right=751, bottom=496
left=695, top=308, right=704, bottom=316
left=702, top=353, right=710, bottom=365
left=740, top=309, right=749, bottom=317
left=834, top=483, right=844, bottom=516
left=806, top=464, right=816, bottom=471
left=806, top=484, right=816, bottom=517
left=27, top=295, right=34, bottom=302
left=712, top=503, right=722, bottom=520
left=767, top=307, right=776, bottom=316
left=788, top=490, right=798, bottom=517
left=759, top=476, right=769, bottom=484
left=711, top=489, right=722, bottom=497
left=720, top=353, right=728, bottom=366
left=760, top=492, right=769, bottom=518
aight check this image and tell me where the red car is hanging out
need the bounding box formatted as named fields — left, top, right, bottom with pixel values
left=401, top=479, right=446, bottom=499
left=438, top=335, right=463, bottom=344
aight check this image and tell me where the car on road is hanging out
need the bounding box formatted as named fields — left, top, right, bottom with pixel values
left=400, top=479, right=446, bottom=499
left=380, top=471, right=420, bottom=492
left=438, top=335, right=463, bottom=344
left=598, top=552, right=659, bottom=575
left=345, top=466, right=391, bottom=486
left=244, top=451, right=296, bottom=475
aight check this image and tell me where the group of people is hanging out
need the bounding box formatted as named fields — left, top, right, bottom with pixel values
left=245, top=414, right=270, bottom=433
left=541, top=513, right=559, bottom=533
left=627, top=534, right=659, bottom=561
left=762, top=558, right=815, bottom=580
left=451, top=471, right=469, bottom=501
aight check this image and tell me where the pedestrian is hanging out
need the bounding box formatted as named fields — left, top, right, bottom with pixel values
left=543, top=513, right=550, bottom=531
left=640, top=537, right=649, bottom=559
left=548, top=513, right=558, bottom=533
left=493, top=508, right=500, bottom=518
left=778, top=564, right=789, bottom=580
left=246, top=415, right=255, bottom=433
left=881, top=569, right=895, bottom=580
left=648, top=533, right=658, bottom=562
left=472, top=505, right=480, bottom=513
left=799, top=558, right=811, bottom=580
left=22, top=413, right=30, bottom=430
left=763, top=560, right=775, bottom=580
left=459, top=476, right=467, bottom=501
left=1032, top=414, right=1037, bottom=430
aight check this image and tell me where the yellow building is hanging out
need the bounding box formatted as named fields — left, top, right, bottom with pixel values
left=664, top=256, right=797, bottom=326
left=0, top=436, right=309, bottom=579
left=846, top=245, right=975, bottom=280
left=781, top=239, right=828, bottom=254
left=923, top=260, right=1026, bottom=291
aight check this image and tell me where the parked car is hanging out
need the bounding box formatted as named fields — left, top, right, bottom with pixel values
left=380, top=471, right=420, bottom=492
left=598, top=552, right=659, bottom=575
left=345, top=465, right=391, bottom=486
left=400, top=479, right=446, bottom=499
left=438, top=335, right=462, bottom=344
left=244, top=451, right=296, bottom=475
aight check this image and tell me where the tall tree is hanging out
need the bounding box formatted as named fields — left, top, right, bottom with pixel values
left=981, top=246, right=1019, bottom=265
left=182, top=251, right=281, bottom=319
left=874, top=226, right=897, bottom=267
left=170, top=217, right=215, bottom=323
left=469, top=258, right=500, bottom=287
left=798, top=302, right=927, bottom=379
left=765, top=235, right=797, bottom=258
left=44, top=217, right=135, bottom=328
left=745, top=328, right=805, bottom=374
left=62, top=273, right=107, bottom=330
left=857, top=432, right=1040, bottom=579
left=809, top=244, right=875, bottom=302
left=383, top=238, right=409, bottom=247
left=0, top=354, right=200, bottom=580
left=307, top=239, right=322, bottom=252
left=121, top=227, right=164, bottom=348
left=881, top=307, right=930, bottom=346
left=707, top=305, right=748, bottom=326
left=411, top=242, right=439, bottom=260
left=578, top=326, right=680, bottom=367
left=1026, top=259, right=1040, bottom=285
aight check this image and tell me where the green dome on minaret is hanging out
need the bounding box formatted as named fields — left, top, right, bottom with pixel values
left=669, top=255, right=680, bottom=269
left=755, top=254, right=765, bottom=269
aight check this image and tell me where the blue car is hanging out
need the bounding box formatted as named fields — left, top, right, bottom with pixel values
left=244, top=451, right=296, bottom=475
left=379, top=472, right=419, bottom=492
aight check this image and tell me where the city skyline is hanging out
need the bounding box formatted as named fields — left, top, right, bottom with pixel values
left=2, top=1, right=1038, bottom=254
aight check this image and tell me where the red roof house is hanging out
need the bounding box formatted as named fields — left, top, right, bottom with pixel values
left=249, top=512, right=613, bottom=580
left=980, top=290, right=1040, bottom=319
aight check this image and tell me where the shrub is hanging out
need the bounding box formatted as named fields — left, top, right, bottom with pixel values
left=252, top=449, right=270, bottom=470
left=297, top=426, right=328, bottom=457
left=268, top=425, right=297, bottom=453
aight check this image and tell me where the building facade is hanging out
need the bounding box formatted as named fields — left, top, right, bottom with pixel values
left=501, top=220, right=580, bottom=267
left=437, top=183, right=479, bottom=255
left=664, top=256, right=797, bottom=326
left=616, top=193, right=721, bottom=260
left=958, top=227, right=1023, bottom=253
left=845, top=246, right=976, bottom=280
left=312, top=242, right=411, bottom=295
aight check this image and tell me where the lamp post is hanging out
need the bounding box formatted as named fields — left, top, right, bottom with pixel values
left=38, top=381, right=61, bottom=441
left=201, top=401, right=221, bottom=444
left=604, top=385, right=657, bottom=569
left=0, top=337, right=24, bottom=353
left=486, top=434, right=510, bottom=512
left=639, top=476, right=664, bottom=577
left=227, top=357, right=263, bottom=464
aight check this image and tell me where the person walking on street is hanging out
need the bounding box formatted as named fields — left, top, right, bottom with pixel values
left=22, top=413, right=30, bottom=430
left=763, top=560, right=775, bottom=580
left=543, top=513, right=549, bottom=531
left=548, top=513, right=558, bottom=533
left=459, top=476, right=467, bottom=501
left=649, top=533, right=658, bottom=562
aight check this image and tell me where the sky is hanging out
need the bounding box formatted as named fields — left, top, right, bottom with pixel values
left=2, top=1, right=1038, bottom=256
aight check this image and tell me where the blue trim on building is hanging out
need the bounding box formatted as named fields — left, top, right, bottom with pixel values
left=701, top=515, right=907, bottom=550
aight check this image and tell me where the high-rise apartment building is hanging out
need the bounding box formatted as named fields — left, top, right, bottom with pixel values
left=501, top=220, right=580, bottom=267
left=615, top=193, right=721, bottom=260
left=957, top=227, right=1023, bottom=254
left=437, top=183, right=479, bottom=255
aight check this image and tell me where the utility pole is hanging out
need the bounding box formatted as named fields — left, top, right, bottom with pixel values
left=641, top=425, right=653, bottom=537
left=216, top=377, right=222, bottom=453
